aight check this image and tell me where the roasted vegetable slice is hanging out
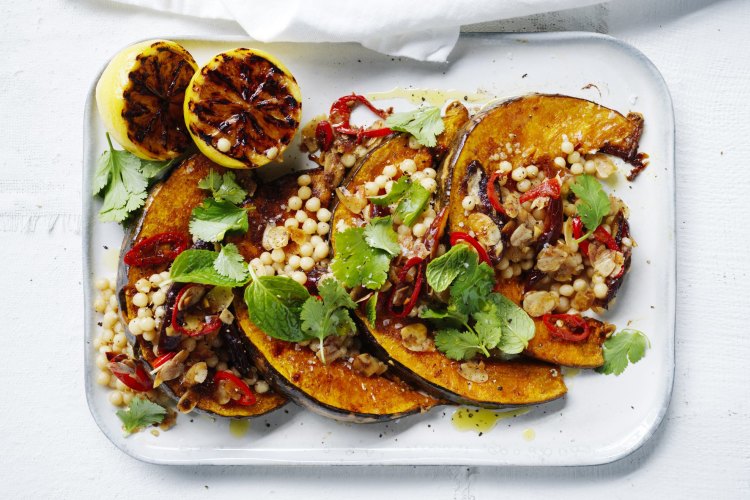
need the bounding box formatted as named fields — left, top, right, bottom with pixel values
left=331, top=103, right=567, bottom=407
left=117, top=154, right=287, bottom=417
left=231, top=166, right=439, bottom=423
left=445, top=94, right=643, bottom=238
left=235, top=301, right=438, bottom=422
left=445, top=94, right=642, bottom=367
left=360, top=314, right=566, bottom=407
left=496, top=281, right=615, bottom=368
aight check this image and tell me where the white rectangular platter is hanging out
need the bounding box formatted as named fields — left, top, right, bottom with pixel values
left=83, top=32, right=675, bottom=466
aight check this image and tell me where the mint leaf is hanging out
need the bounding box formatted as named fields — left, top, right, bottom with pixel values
left=426, top=244, right=475, bottom=292
left=597, top=329, right=650, bottom=375
left=385, top=106, right=445, bottom=147
left=214, top=243, right=249, bottom=281
left=331, top=226, right=392, bottom=290
left=570, top=175, right=611, bottom=232
left=116, top=397, right=166, bottom=435
left=369, top=176, right=410, bottom=206
left=199, top=169, right=247, bottom=204
left=395, top=182, right=431, bottom=227
left=364, top=216, right=400, bottom=257
left=170, top=249, right=250, bottom=287
left=244, top=275, right=310, bottom=342
left=434, top=328, right=486, bottom=361
left=189, top=198, right=248, bottom=242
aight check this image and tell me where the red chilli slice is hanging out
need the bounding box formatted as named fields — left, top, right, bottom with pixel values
left=214, top=370, right=256, bottom=406
left=123, top=232, right=190, bottom=267
left=450, top=232, right=492, bottom=266
left=542, top=314, right=591, bottom=342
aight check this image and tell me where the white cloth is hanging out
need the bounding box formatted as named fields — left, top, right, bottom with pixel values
left=112, top=0, right=609, bottom=61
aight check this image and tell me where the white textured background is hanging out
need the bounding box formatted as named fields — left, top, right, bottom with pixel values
left=1, top=0, right=748, bottom=497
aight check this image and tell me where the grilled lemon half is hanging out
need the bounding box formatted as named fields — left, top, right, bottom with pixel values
left=183, top=48, right=302, bottom=169
left=96, top=40, right=198, bottom=160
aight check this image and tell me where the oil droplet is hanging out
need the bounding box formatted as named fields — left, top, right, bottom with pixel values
left=229, top=419, right=250, bottom=438
left=522, top=428, right=536, bottom=441
left=366, top=87, right=494, bottom=108
left=451, top=407, right=530, bottom=433
left=562, top=367, right=581, bottom=378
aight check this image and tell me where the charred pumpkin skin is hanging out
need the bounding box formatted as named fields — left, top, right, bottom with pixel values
left=445, top=94, right=642, bottom=368
left=331, top=103, right=566, bottom=407
left=117, top=154, right=287, bottom=417
left=231, top=167, right=439, bottom=423
left=496, top=281, right=615, bottom=368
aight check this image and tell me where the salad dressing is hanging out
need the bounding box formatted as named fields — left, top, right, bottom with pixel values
left=451, top=407, right=529, bottom=433
left=366, top=88, right=493, bottom=108
left=229, top=419, right=250, bottom=437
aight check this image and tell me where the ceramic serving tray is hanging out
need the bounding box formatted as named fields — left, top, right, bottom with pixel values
left=83, top=32, right=675, bottom=466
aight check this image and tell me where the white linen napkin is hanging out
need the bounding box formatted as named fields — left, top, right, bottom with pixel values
left=112, top=0, right=609, bottom=61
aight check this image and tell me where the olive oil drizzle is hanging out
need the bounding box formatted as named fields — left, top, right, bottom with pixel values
left=451, top=407, right=529, bottom=433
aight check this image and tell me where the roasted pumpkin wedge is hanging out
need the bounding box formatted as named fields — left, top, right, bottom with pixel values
left=331, top=103, right=567, bottom=407
left=444, top=94, right=643, bottom=368
left=117, top=154, right=287, bottom=417
left=230, top=166, right=438, bottom=423
left=496, top=281, right=615, bottom=368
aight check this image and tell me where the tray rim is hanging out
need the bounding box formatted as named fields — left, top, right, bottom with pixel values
left=82, top=30, right=676, bottom=467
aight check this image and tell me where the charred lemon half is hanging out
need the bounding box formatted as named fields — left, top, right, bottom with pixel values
left=95, top=39, right=198, bottom=160
left=183, top=48, right=302, bottom=169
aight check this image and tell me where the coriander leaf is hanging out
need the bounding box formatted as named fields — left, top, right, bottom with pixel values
left=385, top=106, right=445, bottom=147
left=369, top=176, right=410, bottom=206
left=170, top=249, right=250, bottom=287
left=597, top=329, right=650, bottom=376
left=426, top=244, right=476, bottom=292
left=364, top=216, right=400, bottom=257
left=395, top=182, right=431, bottom=227
left=93, top=134, right=175, bottom=223
left=570, top=174, right=611, bottom=232
left=92, top=150, right=112, bottom=196
left=331, top=226, right=392, bottom=290
left=199, top=169, right=248, bottom=204
left=317, top=276, right=357, bottom=311
left=434, top=328, right=486, bottom=361
left=487, top=293, right=535, bottom=354
left=116, top=397, right=166, bottom=435
left=419, top=304, right=468, bottom=327
left=300, top=278, right=357, bottom=361
left=198, top=169, right=222, bottom=193
left=189, top=198, right=248, bottom=242
left=244, top=275, right=310, bottom=342
left=214, top=243, right=249, bottom=281
left=472, top=307, right=503, bottom=352
left=366, top=293, right=378, bottom=325
left=450, top=259, right=495, bottom=317
left=140, top=157, right=179, bottom=180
